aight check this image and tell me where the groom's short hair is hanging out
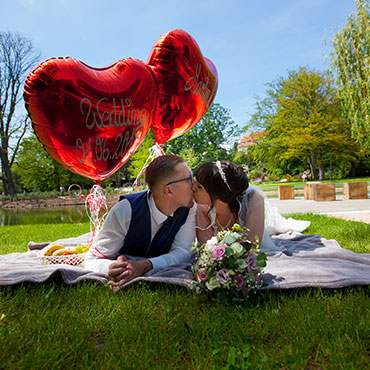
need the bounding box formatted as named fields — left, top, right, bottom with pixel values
left=145, top=154, right=185, bottom=190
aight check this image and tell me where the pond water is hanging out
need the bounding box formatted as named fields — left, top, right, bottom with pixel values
left=0, top=206, right=91, bottom=226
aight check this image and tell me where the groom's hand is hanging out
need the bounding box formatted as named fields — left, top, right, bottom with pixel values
left=108, top=255, right=153, bottom=289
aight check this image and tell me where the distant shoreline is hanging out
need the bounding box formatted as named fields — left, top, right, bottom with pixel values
left=0, top=193, right=120, bottom=210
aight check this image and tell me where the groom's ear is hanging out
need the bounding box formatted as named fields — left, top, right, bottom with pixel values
left=163, top=184, right=173, bottom=196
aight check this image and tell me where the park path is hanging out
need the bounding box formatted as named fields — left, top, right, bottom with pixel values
left=269, top=195, right=370, bottom=224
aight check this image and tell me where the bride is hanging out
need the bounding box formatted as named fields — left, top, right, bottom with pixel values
left=193, top=161, right=310, bottom=252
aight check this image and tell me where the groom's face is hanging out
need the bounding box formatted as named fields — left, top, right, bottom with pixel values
left=166, top=162, right=194, bottom=208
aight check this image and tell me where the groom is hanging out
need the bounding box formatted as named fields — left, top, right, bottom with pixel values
left=84, top=154, right=196, bottom=288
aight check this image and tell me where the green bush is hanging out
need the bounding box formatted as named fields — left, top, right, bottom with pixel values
left=332, top=161, right=352, bottom=179
left=249, top=169, right=263, bottom=181
left=270, top=168, right=284, bottom=179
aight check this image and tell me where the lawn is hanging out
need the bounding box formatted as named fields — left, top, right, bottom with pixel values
left=0, top=215, right=369, bottom=369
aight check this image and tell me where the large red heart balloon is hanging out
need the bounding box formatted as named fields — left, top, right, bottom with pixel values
left=24, top=57, right=156, bottom=181
left=147, top=29, right=218, bottom=144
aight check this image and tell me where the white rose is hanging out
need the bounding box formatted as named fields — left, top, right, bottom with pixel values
left=205, top=276, right=221, bottom=290
left=205, top=237, right=218, bottom=250
left=231, top=242, right=244, bottom=257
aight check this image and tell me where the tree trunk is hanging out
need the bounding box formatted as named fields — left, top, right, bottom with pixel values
left=306, top=157, right=314, bottom=179
left=0, top=153, right=16, bottom=198
left=307, top=154, right=318, bottom=180
left=1, top=174, right=8, bottom=195
left=318, top=162, right=325, bottom=180
left=317, top=151, right=325, bottom=180
left=0, top=32, right=41, bottom=200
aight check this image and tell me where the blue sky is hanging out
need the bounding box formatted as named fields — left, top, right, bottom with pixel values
left=3, top=0, right=356, bottom=142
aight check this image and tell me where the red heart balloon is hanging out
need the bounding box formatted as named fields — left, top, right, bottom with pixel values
left=147, top=29, right=218, bottom=144
left=24, top=57, right=157, bottom=181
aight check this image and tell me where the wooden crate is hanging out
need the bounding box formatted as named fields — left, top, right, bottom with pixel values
left=278, top=185, right=295, bottom=200
left=313, top=183, right=336, bottom=202
left=304, top=183, right=321, bottom=200
left=343, top=182, right=368, bottom=200
left=304, top=184, right=314, bottom=200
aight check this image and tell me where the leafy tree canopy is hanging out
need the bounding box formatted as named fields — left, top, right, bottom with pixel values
left=164, top=103, right=240, bottom=171
left=245, top=66, right=362, bottom=180
left=14, top=134, right=94, bottom=192
left=125, top=103, right=240, bottom=179
left=331, top=0, right=370, bottom=148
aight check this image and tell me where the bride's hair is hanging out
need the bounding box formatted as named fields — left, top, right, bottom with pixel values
left=195, top=161, right=249, bottom=219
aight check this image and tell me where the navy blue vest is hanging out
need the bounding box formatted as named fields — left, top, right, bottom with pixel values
left=118, top=191, right=190, bottom=258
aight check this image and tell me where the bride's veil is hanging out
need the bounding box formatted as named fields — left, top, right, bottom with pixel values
left=240, top=185, right=311, bottom=236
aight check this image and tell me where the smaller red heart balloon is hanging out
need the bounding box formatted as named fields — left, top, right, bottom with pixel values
left=147, top=29, right=218, bottom=144
left=24, top=57, right=157, bottom=181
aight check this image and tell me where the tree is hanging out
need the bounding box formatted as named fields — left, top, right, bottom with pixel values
left=0, top=32, right=40, bottom=197
left=331, top=0, right=370, bottom=148
left=164, top=103, right=240, bottom=171
left=123, top=103, right=239, bottom=180
left=246, top=67, right=361, bottom=180
left=14, top=134, right=94, bottom=192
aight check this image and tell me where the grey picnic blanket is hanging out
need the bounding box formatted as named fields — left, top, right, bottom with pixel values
left=0, top=232, right=369, bottom=290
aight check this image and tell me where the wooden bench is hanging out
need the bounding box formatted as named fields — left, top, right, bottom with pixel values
left=278, top=185, right=295, bottom=200
left=343, top=182, right=368, bottom=200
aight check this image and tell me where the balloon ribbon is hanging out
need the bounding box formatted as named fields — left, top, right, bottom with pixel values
left=133, top=141, right=165, bottom=191
left=80, top=184, right=109, bottom=248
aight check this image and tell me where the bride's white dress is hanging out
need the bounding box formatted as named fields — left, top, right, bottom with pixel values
left=238, top=185, right=310, bottom=253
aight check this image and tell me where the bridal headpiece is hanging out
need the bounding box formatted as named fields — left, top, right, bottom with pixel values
left=215, top=160, right=232, bottom=192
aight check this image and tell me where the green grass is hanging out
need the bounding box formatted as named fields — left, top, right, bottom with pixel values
left=288, top=213, right=370, bottom=253
left=1, top=217, right=369, bottom=369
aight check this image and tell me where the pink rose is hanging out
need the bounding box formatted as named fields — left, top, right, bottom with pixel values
left=197, top=269, right=208, bottom=281
left=211, top=245, right=226, bottom=260
left=234, top=274, right=245, bottom=291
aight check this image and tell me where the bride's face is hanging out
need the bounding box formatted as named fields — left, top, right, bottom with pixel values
left=192, top=179, right=212, bottom=206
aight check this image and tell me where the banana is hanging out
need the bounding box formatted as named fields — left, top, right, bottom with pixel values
left=40, top=244, right=65, bottom=256
left=52, top=248, right=78, bottom=256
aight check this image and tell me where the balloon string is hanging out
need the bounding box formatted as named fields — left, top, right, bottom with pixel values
left=80, top=184, right=109, bottom=248
left=133, top=141, right=165, bottom=191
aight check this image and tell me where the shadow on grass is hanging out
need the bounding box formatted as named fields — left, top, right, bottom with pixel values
left=2, top=275, right=369, bottom=301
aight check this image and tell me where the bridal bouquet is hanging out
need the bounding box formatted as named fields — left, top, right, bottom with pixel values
left=192, top=224, right=267, bottom=300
